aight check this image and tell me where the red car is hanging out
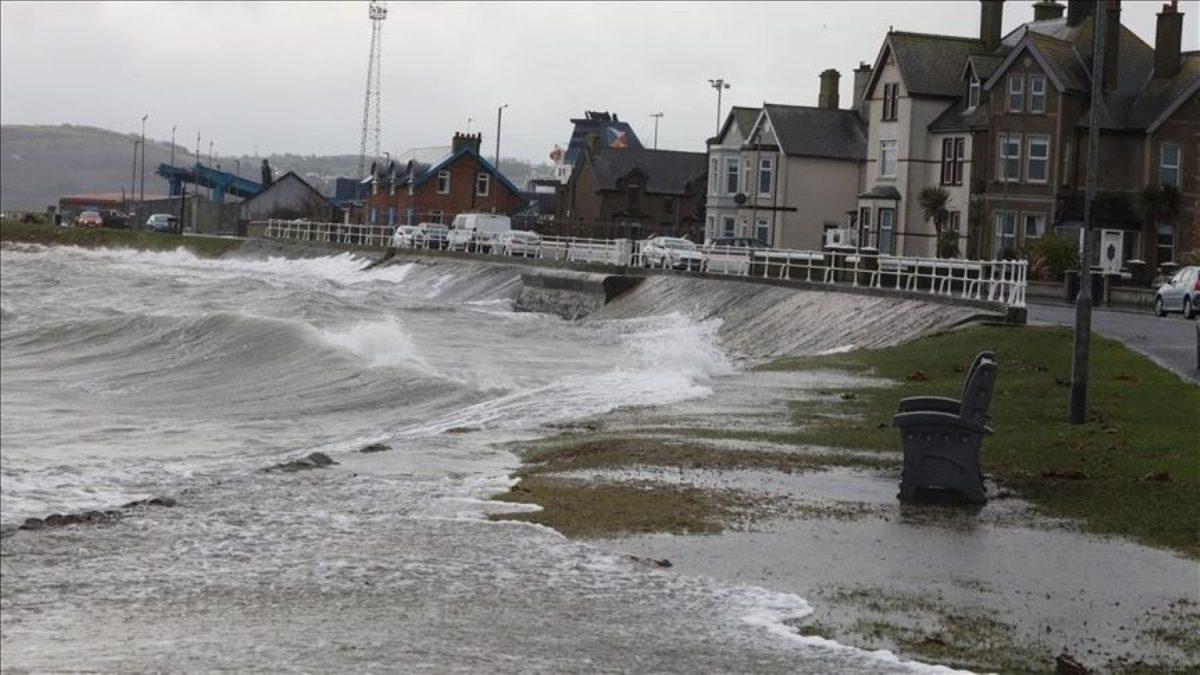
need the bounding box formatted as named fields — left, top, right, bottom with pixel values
left=74, top=210, right=103, bottom=228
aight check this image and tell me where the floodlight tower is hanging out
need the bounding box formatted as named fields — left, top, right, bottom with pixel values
left=357, top=0, right=388, bottom=182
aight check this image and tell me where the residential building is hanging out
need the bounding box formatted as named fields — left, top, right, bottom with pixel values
left=363, top=133, right=524, bottom=227
left=556, top=134, right=707, bottom=240
left=240, top=171, right=331, bottom=222
left=705, top=70, right=867, bottom=249
left=858, top=0, right=1198, bottom=272
left=552, top=111, right=643, bottom=184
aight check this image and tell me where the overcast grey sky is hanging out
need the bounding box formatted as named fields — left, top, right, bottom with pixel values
left=3, top=1, right=1197, bottom=163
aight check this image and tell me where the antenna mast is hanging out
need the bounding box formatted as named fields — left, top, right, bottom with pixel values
left=357, top=0, right=387, bottom=181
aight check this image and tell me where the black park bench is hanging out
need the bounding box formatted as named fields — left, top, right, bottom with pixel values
left=892, top=351, right=997, bottom=504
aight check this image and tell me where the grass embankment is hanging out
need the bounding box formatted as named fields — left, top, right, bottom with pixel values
left=0, top=220, right=244, bottom=258
left=763, top=324, right=1200, bottom=557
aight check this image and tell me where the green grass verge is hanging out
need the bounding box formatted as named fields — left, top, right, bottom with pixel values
left=762, top=324, right=1200, bottom=557
left=0, top=219, right=244, bottom=258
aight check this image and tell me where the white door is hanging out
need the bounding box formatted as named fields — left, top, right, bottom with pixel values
left=1099, top=230, right=1123, bottom=274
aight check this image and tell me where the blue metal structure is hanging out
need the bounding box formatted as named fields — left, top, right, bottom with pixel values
left=157, top=163, right=262, bottom=203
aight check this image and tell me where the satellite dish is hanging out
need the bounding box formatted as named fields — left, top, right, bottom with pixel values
left=734, top=193, right=747, bottom=205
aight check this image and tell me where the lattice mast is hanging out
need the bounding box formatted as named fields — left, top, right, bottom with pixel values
left=357, top=1, right=387, bottom=182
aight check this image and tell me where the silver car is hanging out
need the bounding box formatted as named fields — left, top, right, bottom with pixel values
left=641, top=236, right=705, bottom=271
left=1154, top=266, right=1198, bottom=319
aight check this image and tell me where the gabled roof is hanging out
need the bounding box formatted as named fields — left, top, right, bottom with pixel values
left=866, top=31, right=986, bottom=99
left=714, top=106, right=761, bottom=145
left=562, top=111, right=642, bottom=165
left=928, top=97, right=990, bottom=132
left=587, top=148, right=706, bottom=196
left=1081, top=51, right=1200, bottom=132
left=963, top=54, right=1005, bottom=81
left=753, top=104, right=867, bottom=161
left=983, top=32, right=1090, bottom=94
left=412, top=146, right=523, bottom=195
left=242, top=171, right=327, bottom=208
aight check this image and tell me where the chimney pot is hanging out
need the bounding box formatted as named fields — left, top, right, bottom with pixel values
left=1033, top=0, right=1065, bottom=21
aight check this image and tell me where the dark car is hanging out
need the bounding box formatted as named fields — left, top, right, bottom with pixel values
left=101, top=210, right=131, bottom=229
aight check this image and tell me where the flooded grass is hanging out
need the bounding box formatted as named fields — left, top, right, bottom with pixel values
left=762, top=325, right=1200, bottom=558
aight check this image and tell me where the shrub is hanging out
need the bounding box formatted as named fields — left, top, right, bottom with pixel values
left=1021, top=234, right=1080, bottom=280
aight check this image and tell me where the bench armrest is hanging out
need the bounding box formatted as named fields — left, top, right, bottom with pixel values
left=896, top=396, right=961, bottom=414
left=891, top=411, right=991, bottom=435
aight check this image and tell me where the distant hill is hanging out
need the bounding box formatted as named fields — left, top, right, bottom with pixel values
left=0, top=124, right=553, bottom=212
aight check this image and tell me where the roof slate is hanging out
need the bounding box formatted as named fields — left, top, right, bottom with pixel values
left=886, top=32, right=986, bottom=97
left=588, top=148, right=707, bottom=195
left=761, top=104, right=867, bottom=161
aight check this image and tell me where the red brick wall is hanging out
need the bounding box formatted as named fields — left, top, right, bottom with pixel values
left=363, top=153, right=523, bottom=226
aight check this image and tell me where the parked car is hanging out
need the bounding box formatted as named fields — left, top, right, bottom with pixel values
left=392, top=225, right=423, bottom=248
left=497, top=230, right=542, bottom=257
left=418, top=222, right=449, bottom=249
left=101, top=210, right=131, bottom=229
left=641, top=236, right=705, bottom=271
left=447, top=213, right=512, bottom=252
left=74, top=210, right=103, bottom=228
left=1154, top=265, right=1199, bottom=319
left=144, top=213, right=178, bottom=233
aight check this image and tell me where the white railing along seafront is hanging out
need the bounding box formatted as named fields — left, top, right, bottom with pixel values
left=257, top=219, right=1027, bottom=308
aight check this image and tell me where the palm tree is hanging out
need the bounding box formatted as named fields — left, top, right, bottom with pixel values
left=919, top=186, right=954, bottom=257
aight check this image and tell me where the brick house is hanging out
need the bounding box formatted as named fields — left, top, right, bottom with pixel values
left=858, top=0, right=1197, bottom=273
left=363, top=133, right=524, bottom=227
left=555, top=136, right=708, bottom=240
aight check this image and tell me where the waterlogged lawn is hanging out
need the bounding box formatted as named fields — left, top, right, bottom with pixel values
left=0, top=220, right=243, bottom=257
left=763, top=324, right=1200, bottom=557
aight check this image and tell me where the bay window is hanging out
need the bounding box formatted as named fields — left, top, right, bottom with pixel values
left=724, top=158, right=738, bottom=195
left=1023, top=212, right=1045, bottom=239
left=994, top=211, right=1017, bottom=255
left=878, top=208, right=895, bottom=254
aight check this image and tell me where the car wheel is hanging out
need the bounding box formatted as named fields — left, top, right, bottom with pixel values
left=1154, top=296, right=1167, bottom=317
left=1185, top=297, right=1196, bottom=320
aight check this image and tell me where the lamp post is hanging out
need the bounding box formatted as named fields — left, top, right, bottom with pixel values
left=650, top=112, right=664, bottom=150
left=707, top=79, right=730, bottom=136
left=130, top=138, right=140, bottom=212
left=495, top=104, right=509, bottom=169
left=208, top=141, right=214, bottom=199
left=139, top=114, right=148, bottom=202
left=170, top=125, right=177, bottom=167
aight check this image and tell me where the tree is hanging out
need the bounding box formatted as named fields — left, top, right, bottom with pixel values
left=919, top=186, right=955, bottom=257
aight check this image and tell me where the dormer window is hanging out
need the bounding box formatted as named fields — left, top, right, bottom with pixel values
left=968, top=74, right=981, bottom=109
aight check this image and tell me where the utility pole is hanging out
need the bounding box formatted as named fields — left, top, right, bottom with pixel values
left=170, top=125, right=177, bottom=167
left=495, top=103, right=509, bottom=168
left=708, top=79, right=730, bottom=136
left=650, top=112, right=664, bottom=149
left=139, top=114, right=148, bottom=202
left=130, top=138, right=139, bottom=213
left=1070, top=5, right=1106, bottom=424
left=208, top=141, right=214, bottom=199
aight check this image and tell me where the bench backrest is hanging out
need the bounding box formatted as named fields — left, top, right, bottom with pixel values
left=960, top=358, right=997, bottom=426
left=960, top=351, right=996, bottom=403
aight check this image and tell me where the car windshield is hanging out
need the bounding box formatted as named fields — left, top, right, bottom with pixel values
left=658, top=239, right=695, bottom=250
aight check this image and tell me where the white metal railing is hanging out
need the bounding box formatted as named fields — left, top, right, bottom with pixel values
left=255, top=219, right=1027, bottom=308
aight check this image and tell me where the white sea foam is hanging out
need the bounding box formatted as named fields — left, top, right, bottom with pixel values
left=316, top=318, right=436, bottom=373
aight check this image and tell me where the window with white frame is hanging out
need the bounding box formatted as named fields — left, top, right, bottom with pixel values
left=1159, top=143, right=1181, bottom=187
left=437, top=170, right=451, bottom=194
left=722, top=215, right=736, bottom=237
left=1023, top=212, right=1045, bottom=239
left=879, top=139, right=898, bottom=178
left=881, top=83, right=899, bottom=121
left=742, top=158, right=751, bottom=194
left=1029, top=75, right=1046, bottom=113
left=724, top=158, right=739, bottom=195
left=858, top=207, right=871, bottom=235
left=998, top=134, right=1021, bottom=182
left=1026, top=135, right=1050, bottom=183
left=706, top=215, right=715, bottom=240
left=994, top=211, right=1017, bottom=255
left=709, top=158, right=718, bottom=194
left=757, top=158, right=774, bottom=196
left=878, top=208, right=895, bottom=254
left=476, top=173, right=490, bottom=196
left=1157, top=222, right=1176, bottom=263
left=755, top=217, right=770, bottom=245
left=968, top=74, right=981, bottom=109
left=1008, top=75, right=1024, bottom=112
left=430, top=210, right=443, bottom=224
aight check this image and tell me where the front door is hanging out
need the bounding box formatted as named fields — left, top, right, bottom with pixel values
left=1099, top=229, right=1123, bottom=275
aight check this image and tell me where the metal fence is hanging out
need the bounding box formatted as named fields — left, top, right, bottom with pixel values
left=256, top=219, right=1027, bottom=308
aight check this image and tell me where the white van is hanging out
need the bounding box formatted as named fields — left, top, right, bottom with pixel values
left=447, top=213, right=511, bottom=252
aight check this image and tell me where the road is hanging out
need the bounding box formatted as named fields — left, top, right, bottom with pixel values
left=1027, top=302, right=1199, bottom=383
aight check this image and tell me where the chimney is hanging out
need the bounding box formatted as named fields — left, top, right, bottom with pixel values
left=1033, top=0, right=1065, bottom=21
left=1104, top=0, right=1121, bottom=91
left=452, top=131, right=482, bottom=154
left=818, top=69, right=841, bottom=110
left=1154, top=1, right=1183, bottom=79
left=852, top=62, right=873, bottom=118
left=1066, top=0, right=1093, bottom=27
left=980, top=0, right=1004, bottom=51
